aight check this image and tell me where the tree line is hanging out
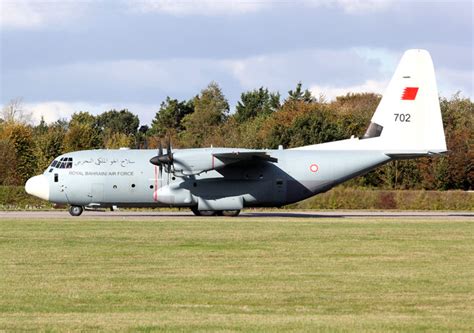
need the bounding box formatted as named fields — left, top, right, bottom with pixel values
left=1, top=82, right=472, bottom=190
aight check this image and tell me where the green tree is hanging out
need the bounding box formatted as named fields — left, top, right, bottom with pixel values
left=235, top=87, right=280, bottom=123
left=288, top=106, right=345, bottom=147
left=69, top=112, right=97, bottom=128
left=0, top=138, right=17, bottom=185
left=34, top=117, right=48, bottom=136
left=182, top=82, right=229, bottom=147
left=97, top=109, right=139, bottom=137
left=64, top=112, right=101, bottom=152
left=150, top=97, right=194, bottom=137
left=330, top=93, right=381, bottom=138
left=286, top=82, right=313, bottom=104
left=435, top=94, right=473, bottom=189
left=34, top=121, right=67, bottom=173
left=104, top=132, right=133, bottom=149
left=3, top=123, right=36, bottom=184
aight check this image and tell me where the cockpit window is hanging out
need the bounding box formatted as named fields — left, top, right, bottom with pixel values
left=51, top=157, right=73, bottom=169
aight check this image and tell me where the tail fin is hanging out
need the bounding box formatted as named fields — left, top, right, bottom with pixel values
left=365, top=49, right=447, bottom=154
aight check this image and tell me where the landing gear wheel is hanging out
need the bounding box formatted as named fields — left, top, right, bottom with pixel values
left=222, top=210, right=241, bottom=217
left=190, top=207, right=216, bottom=216
left=69, top=205, right=83, bottom=216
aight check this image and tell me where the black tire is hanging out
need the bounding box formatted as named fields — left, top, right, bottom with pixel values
left=200, top=210, right=218, bottom=216
left=190, top=207, right=216, bottom=216
left=69, top=205, right=83, bottom=216
left=222, top=210, right=240, bottom=217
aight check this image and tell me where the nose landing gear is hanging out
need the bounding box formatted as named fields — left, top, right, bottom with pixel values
left=69, top=205, right=84, bottom=216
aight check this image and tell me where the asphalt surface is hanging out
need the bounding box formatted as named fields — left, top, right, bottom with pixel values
left=0, top=210, right=472, bottom=220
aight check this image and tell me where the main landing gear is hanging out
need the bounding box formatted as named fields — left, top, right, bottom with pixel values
left=190, top=207, right=240, bottom=217
left=69, top=205, right=84, bottom=216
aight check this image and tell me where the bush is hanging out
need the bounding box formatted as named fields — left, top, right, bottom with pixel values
left=290, top=187, right=473, bottom=210
left=0, top=186, right=52, bottom=210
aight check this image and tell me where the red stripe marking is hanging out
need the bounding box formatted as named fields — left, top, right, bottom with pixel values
left=401, top=87, right=419, bottom=100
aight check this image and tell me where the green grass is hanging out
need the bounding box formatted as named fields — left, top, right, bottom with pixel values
left=1, top=217, right=473, bottom=332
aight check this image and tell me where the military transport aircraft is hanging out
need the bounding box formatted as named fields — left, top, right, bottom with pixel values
left=25, top=49, right=447, bottom=216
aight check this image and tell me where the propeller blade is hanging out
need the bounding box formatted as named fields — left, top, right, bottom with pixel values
left=158, top=140, right=163, bottom=157
left=167, top=139, right=172, bottom=159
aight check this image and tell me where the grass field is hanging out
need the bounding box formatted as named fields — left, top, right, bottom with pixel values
left=1, top=217, right=473, bottom=332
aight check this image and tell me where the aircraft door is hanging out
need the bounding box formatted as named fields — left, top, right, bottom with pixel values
left=273, top=178, right=287, bottom=205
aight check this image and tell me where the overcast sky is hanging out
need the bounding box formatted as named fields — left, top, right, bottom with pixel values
left=1, top=0, right=472, bottom=125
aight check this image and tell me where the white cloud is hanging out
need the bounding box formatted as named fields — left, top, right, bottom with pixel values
left=437, top=68, right=474, bottom=98
left=0, top=0, right=87, bottom=29
left=129, top=0, right=271, bottom=16
left=0, top=0, right=42, bottom=28
left=128, top=0, right=394, bottom=16
left=23, top=101, right=157, bottom=125
left=309, top=79, right=387, bottom=100
left=321, top=0, right=394, bottom=14
left=25, top=101, right=77, bottom=124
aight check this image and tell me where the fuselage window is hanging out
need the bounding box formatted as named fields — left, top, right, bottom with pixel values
left=51, top=160, right=58, bottom=168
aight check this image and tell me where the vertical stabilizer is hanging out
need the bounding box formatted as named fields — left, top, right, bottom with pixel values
left=367, top=49, right=447, bottom=153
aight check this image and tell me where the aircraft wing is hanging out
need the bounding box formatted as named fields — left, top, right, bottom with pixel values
left=170, top=149, right=278, bottom=176
left=213, top=151, right=278, bottom=164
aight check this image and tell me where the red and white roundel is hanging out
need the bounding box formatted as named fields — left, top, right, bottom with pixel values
left=309, top=164, right=319, bottom=173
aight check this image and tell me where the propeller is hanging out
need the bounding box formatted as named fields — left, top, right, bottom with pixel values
left=150, top=137, right=174, bottom=174
left=157, top=141, right=163, bottom=177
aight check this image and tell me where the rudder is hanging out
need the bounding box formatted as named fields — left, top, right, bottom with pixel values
left=366, top=49, right=447, bottom=154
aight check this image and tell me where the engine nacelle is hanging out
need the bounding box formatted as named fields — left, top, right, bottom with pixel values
left=155, top=184, right=195, bottom=206
left=172, top=149, right=225, bottom=175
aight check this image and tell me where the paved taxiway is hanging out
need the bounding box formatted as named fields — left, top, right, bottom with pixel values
left=0, top=210, right=472, bottom=220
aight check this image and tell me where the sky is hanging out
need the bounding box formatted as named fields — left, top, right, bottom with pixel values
left=0, top=0, right=472, bottom=125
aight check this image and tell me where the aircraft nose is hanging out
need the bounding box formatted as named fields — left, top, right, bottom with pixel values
left=25, top=175, right=50, bottom=201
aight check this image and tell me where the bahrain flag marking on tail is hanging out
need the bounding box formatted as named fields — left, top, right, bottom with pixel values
left=401, top=87, right=419, bottom=100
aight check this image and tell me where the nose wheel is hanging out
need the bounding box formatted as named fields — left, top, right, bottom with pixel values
left=69, top=205, right=84, bottom=216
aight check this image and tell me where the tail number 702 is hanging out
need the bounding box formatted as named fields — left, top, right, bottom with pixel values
left=394, top=113, right=411, bottom=122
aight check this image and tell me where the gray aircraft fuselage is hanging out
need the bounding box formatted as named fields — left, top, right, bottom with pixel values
left=40, top=148, right=389, bottom=211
